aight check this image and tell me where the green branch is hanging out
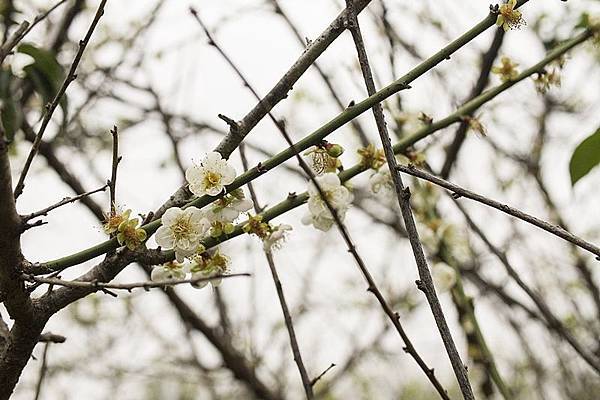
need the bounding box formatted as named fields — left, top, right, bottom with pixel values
left=40, top=7, right=590, bottom=274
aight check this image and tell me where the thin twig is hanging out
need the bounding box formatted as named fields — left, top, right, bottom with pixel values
left=453, top=201, right=600, bottom=374
left=344, top=2, right=472, bottom=398
left=108, top=126, right=120, bottom=213
left=22, top=184, right=108, bottom=222
left=33, top=342, right=51, bottom=400
left=310, top=363, right=336, bottom=387
left=239, top=106, right=314, bottom=400
left=396, top=164, right=600, bottom=259
left=0, top=0, right=68, bottom=63
left=440, top=28, right=505, bottom=179
left=20, top=121, right=106, bottom=220
left=22, top=272, right=250, bottom=292
left=271, top=0, right=370, bottom=146
left=13, top=0, right=108, bottom=198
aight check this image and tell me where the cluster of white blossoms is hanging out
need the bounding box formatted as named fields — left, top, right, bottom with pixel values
left=243, top=214, right=293, bottom=252
left=301, top=173, right=353, bottom=232
left=150, top=152, right=252, bottom=289
left=204, top=189, right=253, bottom=237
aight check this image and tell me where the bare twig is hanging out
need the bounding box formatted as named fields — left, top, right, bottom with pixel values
left=344, top=2, right=473, bottom=398
left=14, top=0, right=108, bottom=198
left=20, top=121, right=105, bottom=221
left=33, top=342, right=50, bottom=400
left=310, top=363, right=336, bottom=387
left=22, top=184, right=108, bottom=222
left=22, top=272, right=250, bottom=292
left=0, top=0, right=68, bottom=63
left=454, top=201, right=600, bottom=374
left=396, top=164, right=600, bottom=259
left=108, top=126, right=120, bottom=213
left=38, top=332, right=66, bottom=344
left=240, top=125, right=314, bottom=399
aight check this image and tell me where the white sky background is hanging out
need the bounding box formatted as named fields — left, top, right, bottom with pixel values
left=5, top=0, right=600, bottom=398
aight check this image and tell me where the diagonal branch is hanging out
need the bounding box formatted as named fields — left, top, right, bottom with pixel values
left=239, top=146, right=315, bottom=399
left=440, top=28, right=505, bottom=179
left=13, top=0, right=108, bottom=199
left=35, top=24, right=592, bottom=274
left=396, top=164, right=600, bottom=259
left=194, top=7, right=450, bottom=398
left=21, top=184, right=108, bottom=223
left=270, top=0, right=370, bottom=146
left=344, top=2, right=473, bottom=398
left=454, top=201, right=600, bottom=374
left=0, top=0, right=68, bottom=64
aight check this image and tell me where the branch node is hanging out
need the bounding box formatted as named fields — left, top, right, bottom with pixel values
left=217, top=113, right=240, bottom=134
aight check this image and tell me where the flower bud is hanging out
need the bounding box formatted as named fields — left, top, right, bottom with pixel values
left=210, top=225, right=222, bottom=237
left=326, top=143, right=344, bottom=158
left=223, top=223, right=235, bottom=234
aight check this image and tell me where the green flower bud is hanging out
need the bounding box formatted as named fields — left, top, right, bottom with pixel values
left=210, top=226, right=222, bottom=238
left=326, top=143, right=344, bottom=158
left=223, top=223, right=235, bottom=234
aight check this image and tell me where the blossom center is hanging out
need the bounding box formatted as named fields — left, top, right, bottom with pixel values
left=172, top=216, right=195, bottom=240
left=204, top=171, right=222, bottom=188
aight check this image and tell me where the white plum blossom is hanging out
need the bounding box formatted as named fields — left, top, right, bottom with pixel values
left=432, top=262, right=457, bottom=293
left=186, top=151, right=236, bottom=197
left=301, top=173, right=353, bottom=232
left=369, top=164, right=395, bottom=198
left=206, top=190, right=253, bottom=223
left=150, top=261, right=188, bottom=282
left=263, top=224, right=292, bottom=251
left=204, top=189, right=253, bottom=237
left=155, top=206, right=210, bottom=262
left=190, top=249, right=230, bottom=289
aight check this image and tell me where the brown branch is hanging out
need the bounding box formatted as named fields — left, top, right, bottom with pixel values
left=271, top=0, right=370, bottom=146
left=310, top=363, right=335, bottom=387
left=239, top=117, right=314, bottom=399
left=37, top=332, right=66, bottom=344
left=0, top=136, right=42, bottom=398
left=108, top=126, right=120, bottom=213
left=32, top=342, right=50, bottom=400
left=0, top=0, right=68, bottom=63
left=213, top=0, right=373, bottom=159
left=396, top=164, right=600, bottom=259
left=21, top=184, right=108, bottom=223
left=440, top=28, right=505, bottom=179
left=454, top=201, right=600, bottom=374
left=344, top=2, right=471, bottom=398
left=23, top=272, right=250, bottom=292
left=14, top=0, right=108, bottom=198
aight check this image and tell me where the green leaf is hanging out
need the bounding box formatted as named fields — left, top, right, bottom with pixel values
left=17, top=43, right=64, bottom=87
left=569, top=127, right=600, bottom=186
left=0, top=67, right=21, bottom=142
left=17, top=43, right=68, bottom=118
